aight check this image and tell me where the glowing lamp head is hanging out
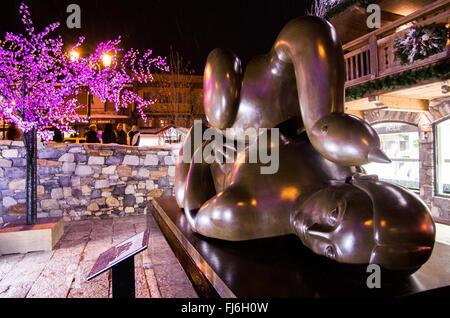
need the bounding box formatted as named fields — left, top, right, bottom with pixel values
left=102, top=53, right=113, bottom=67
left=69, top=51, right=80, bottom=62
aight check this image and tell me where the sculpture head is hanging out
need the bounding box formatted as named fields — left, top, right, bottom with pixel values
left=293, top=182, right=435, bottom=273
left=308, top=113, right=391, bottom=166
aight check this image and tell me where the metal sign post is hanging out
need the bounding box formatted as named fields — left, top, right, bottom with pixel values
left=87, top=230, right=149, bottom=299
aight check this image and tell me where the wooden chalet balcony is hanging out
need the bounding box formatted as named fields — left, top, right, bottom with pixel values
left=343, top=0, right=449, bottom=89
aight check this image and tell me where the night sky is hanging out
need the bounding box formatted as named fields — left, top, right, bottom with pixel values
left=0, top=0, right=313, bottom=74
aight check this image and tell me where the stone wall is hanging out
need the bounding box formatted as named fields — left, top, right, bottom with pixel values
left=0, top=142, right=178, bottom=224
left=365, top=100, right=450, bottom=224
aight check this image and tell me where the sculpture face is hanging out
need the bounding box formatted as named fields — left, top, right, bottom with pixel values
left=293, top=185, right=375, bottom=265
left=292, top=180, right=435, bottom=271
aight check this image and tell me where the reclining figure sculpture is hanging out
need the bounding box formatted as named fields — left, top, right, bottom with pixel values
left=175, top=16, right=436, bottom=274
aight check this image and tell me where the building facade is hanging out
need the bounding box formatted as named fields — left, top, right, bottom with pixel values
left=69, top=74, right=205, bottom=138
left=329, top=0, right=450, bottom=223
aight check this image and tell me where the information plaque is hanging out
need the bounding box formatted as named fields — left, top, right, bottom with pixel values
left=87, top=230, right=149, bottom=298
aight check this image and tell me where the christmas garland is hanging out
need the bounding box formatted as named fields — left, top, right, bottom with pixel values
left=394, top=24, right=449, bottom=65
left=345, top=63, right=450, bottom=101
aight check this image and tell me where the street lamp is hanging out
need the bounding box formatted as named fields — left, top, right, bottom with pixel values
left=69, top=50, right=80, bottom=62
left=101, top=53, right=113, bottom=113
left=87, top=53, right=113, bottom=124
left=102, top=53, right=112, bottom=67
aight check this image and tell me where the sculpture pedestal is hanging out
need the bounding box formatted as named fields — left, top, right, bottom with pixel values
left=0, top=218, right=64, bottom=255
left=151, top=197, right=450, bottom=298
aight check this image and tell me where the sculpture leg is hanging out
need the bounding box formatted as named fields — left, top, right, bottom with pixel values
left=183, top=148, right=217, bottom=230
left=194, top=185, right=292, bottom=242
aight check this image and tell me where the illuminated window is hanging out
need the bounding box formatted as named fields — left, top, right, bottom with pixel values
left=364, top=123, right=419, bottom=190
left=435, top=117, right=450, bottom=196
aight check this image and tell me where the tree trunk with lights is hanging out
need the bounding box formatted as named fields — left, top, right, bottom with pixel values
left=23, top=127, right=37, bottom=225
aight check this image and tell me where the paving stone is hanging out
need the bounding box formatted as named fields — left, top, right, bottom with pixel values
left=26, top=243, right=85, bottom=298
left=148, top=249, right=179, bottom=266
left=135, top=253, right=151, bottom=298
left=0, top=251, right=52, bottom=298
left=0, top=254, right=25, bottom=281
left=153, top=263, right=192, bottom=287
left=159, top=284, right=198, bottom=298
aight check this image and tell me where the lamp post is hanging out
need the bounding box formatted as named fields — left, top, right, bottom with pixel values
left=101, top=53, right=113, bottom=114
left=70, top=50, right=93, bottom=127
left=73, top=51, right=113, bottom=125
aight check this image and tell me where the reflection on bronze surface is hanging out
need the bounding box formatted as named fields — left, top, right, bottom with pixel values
left=175, top=16, right=435, bottom=274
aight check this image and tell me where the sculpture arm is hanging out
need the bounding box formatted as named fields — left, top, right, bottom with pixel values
left=273, top=17, right=390, bottom=166
left=274, top=16, right=345, bottom=130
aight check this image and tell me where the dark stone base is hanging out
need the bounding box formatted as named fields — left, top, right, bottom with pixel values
left=151, top=197, right=450, bottom=298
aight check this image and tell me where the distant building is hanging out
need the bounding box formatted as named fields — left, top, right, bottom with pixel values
left=71, top=73, right=205, bottom=138
left=136, top=74, right=205, bottom=129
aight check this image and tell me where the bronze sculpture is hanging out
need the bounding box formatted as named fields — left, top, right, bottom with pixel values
left=175, top=16, right=436, bottom=274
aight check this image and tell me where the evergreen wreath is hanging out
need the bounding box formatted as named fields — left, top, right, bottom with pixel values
left=394, top=23, right=448, bottom=65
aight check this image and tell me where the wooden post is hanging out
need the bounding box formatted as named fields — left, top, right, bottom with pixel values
left=369, top=35, right=379, bottom=79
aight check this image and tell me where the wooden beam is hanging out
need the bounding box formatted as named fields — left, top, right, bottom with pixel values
left=378, top=95, right=430, bottom=112
left=345, top=95, right=430, bottom=112
left=345, top=98, right=385, bottom=111
left=381, top=10, right=405, bottom=23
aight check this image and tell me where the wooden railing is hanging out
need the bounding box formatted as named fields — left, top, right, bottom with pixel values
left=343, top=0, right=450, bottom=88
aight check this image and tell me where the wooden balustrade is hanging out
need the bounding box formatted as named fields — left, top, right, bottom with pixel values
left=343, top=0, right=449, bottom=88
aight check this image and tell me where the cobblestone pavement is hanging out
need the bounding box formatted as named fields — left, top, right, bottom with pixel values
left=0, top=214, right=198, bottom=298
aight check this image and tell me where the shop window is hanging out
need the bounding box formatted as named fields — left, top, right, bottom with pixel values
left=435, top=117, right=450, bottom=196
left=364, top=122, right=419, bottom=190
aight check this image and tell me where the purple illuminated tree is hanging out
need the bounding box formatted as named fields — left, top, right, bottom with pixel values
left=0, top=3, right=168, bottom=225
